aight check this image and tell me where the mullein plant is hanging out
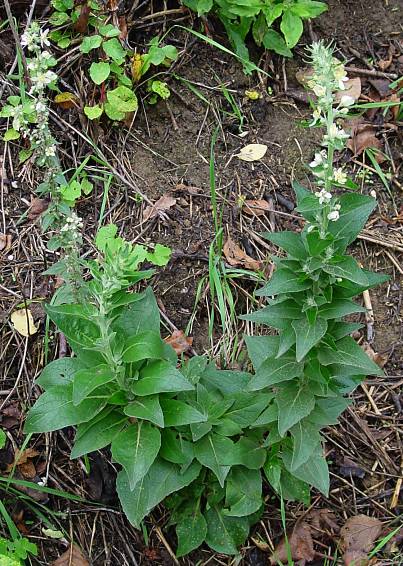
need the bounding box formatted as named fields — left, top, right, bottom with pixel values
left=241, top=42, right=387, bottom=500
left=0, top=22, right=83, bottom=285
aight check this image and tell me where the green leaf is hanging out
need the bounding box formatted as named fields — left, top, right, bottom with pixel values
left=263, top=456, right=282, bottom=492
left=60, top=180, right=81, bottom=203
left=36, top=357, right=82, bottom=390
left=328, top=193, right=377, bottom=250
left=150, top=80, right=170, bottom=100
left=223, top=393, right=273, bottom=427
left=247, top=356, right=303, bottom=391
left=292, top=317, right=328, bottom=361
left=220, top=437, right=266, bottom=470
left=84, top=105, right=103, bottom=120
left=224, top=467, right=262, bottom=517
left=323, top=256, right=369, bottom=286
left=262, top=29, right=292, bottom=57
left=195, top=434, right=232, bottom=487
left=160, top=430, right=194, bottom=466
left=280, top=10, right=303, bottom=48
left=115, top=287, right=160, bottom=336
left=319, top=299, right=366, bottom=320
left=106, top=85, right=138, bottom=113
left=244, top=335, right=279, bottom=370
left=146, top=243, right=171, bottom=266
left=276, top=382, right=315, bottom=436
left=4, top=128, right=20, bottom=141
left=7, top=95, right=21, bottom=106
left=160, top=399, right=206, bottom=426
left=116, top=459, right=201, bottom=527
left=256, top=268, right=311, bottom=296
left=99, top=23, right=121, bottom=37
left=0, top=430, right=6, bottom=450
left=133, top=361, right=194, bottom=396
left=251, top=403, right=278, bottom=427
left=329, top=321, right=364, bottom=341
left=182, top=0, right=213, bottom=16
left=290, top=1, right=328, bottom=18
left=124, top=395, right=164, bottom=427
left=282, top=445, right=329, bottom=495
left=309, top=396, right=351, bottom=426
left=279, top=468, right=311, bottom=504
left=318, top=336, right=384, bottom=376
left=122, top=331, right=171, bottom=362
left=89, top=61, right=110, bottom=85
left=262, top=3, right=283, bottom=26
left=241, top=301, right=301, bottom=329
left=204, top=507, right=249, bottom=555
left=24, top=383, right=106, bottom=433
left=103, top=38, right=126, bottom=62
left=252, top=12, right=267, bottom=46
left=45, top=304, right=100, bottom=349
left=111, top=422, right=161, bottom=489
left=277, top=325, right=296, bottom=358
left=176, top=504, right=207, bottom=557
left=305, top=230, right=334, bottom=256
left=80, top=34, right=102, bottom=53
left=71, top=410, right=126, bottom=458
left=290, top=420, right=322, bottom=470
left=72, top=365, right=114, bottom=405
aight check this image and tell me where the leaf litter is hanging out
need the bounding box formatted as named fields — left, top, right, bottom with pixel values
left=223, top=237, right=261, bottom=271
left=142, top=194, right=177, bottom=222
left=50, top=544, right=90, bottom=566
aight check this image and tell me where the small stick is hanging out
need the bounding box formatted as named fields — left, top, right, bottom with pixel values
left=165, top=100, right=179, bottom=131
left=154, top=525, right=179, bottom=565
left=345, top=65, right=397, bottom=79
left=362, top=288, right=374, bottom=341
left=3, top=0, right=31, bottom=88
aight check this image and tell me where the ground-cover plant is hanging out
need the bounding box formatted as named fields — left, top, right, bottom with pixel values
left=182, top=0, right=328, bottom=72
left=47, top=0, right=178, bottom=121
left=241, top=41, right=387, bottom=499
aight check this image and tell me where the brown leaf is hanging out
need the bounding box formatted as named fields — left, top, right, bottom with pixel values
left=223, top=237, right=261, bottom=271
left=340, top=515, right=383, bottom=566
left=173, top=183, right=204, bottom=195
left=118, top=15, right=128, bottom=41
left=339, top=456, right=366, bottom=479
left=142, top=195, right=177, bottom=222
left=346, top=122, right=384, bottom=162
left=7, top=448, right=40, bottom=479
left=51, top=544, right=90, bottom=566
left=54, top=92, right=80, bottom=110
left=28, top=197, right=49, bottom=221
left=270, top=522, right=315, bottom=565
left=0, top=233, right=12, bottom=252
left=242, top=199, right=273, bottom=217
left=308, top=509, right=339, bottom=533
left=73, top=2, right=90, bottom=34
left=335, top=77, right=361, bottom=103
left=164, top=330, right=193, bottom=355
left=361, top=342, right=388, bottom=368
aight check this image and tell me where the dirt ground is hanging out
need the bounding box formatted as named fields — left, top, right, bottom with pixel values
left=0, top=0, right=402, bottom=564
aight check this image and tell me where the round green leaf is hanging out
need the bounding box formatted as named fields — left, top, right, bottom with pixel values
left=89, top=61, right=110, bottom=85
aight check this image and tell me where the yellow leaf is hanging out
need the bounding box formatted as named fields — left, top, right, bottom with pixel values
left=131, top=53, right=143, bottom=83
left=236, top=143, right=267, bottom=162
left=245, top=89, right=260, bottom=100
left=54, top=92, right=79, bottom=110
left=11, top=308, right=38, bottom=337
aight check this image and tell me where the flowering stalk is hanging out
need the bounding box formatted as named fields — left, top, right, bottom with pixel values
left=306, top=42, right=354, bottom=237
left=1, top=22, right=84, bottom=292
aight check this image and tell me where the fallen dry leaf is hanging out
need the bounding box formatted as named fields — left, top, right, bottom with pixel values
left=165, top=330, right=193, bottom=355
left=73, top=2, right=90, bottom=33
left=51, top=544, right=90, bottom=566
left=236, top=143, right=267, bottom=162
left=173, top=183, right=204, bottom=195
left=54, top=92, right=80, bottom=110
left=142, top=194, right=177, bottom=222
left=361, top=342, right=388, bottom=368
left=7, top=447, right=40, bottom=479
left=270, top=521, right=315, bottom=565
left=118, top=14, right=128, bottom=41
left=0, top=233, right=12, bottom=252
left=242, top=199, right=272, bottom=217
left=11, top=308, right=38, bottom=337
left=308, top=508, right=339, bottom=533
left=223, top=237, right=261, bottom=271
left=339, top=456, right=366, bottom=479
left=28, top=197, right=49, bottom=221
left=340, top=515, right=383, bottom=566
left=336, top=77, right=361, bottom=103
left=346, top=121, right=384, bottom=162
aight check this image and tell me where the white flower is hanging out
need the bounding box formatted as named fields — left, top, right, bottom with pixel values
left=333, top=168, right=347, bottom=184
left=325, top=123, right=349, bottom=142
left=40, top=29, right=50, bottom=48
left=35, top=101, right=47, bottom=113
left=312, top=84, right=326, bottom=97
left=327, top=210, right=340, bottom=221
left=310, top=150, right=327, bottom=168
left=334, top=203, right=341, bottom=211
left=45, top=145, right=56, bottom=157
left=339, top=95, right=355, bottom=107
left=42, top=50, right=52, bottom=59
left=315, top=188, right=332, bottom=204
